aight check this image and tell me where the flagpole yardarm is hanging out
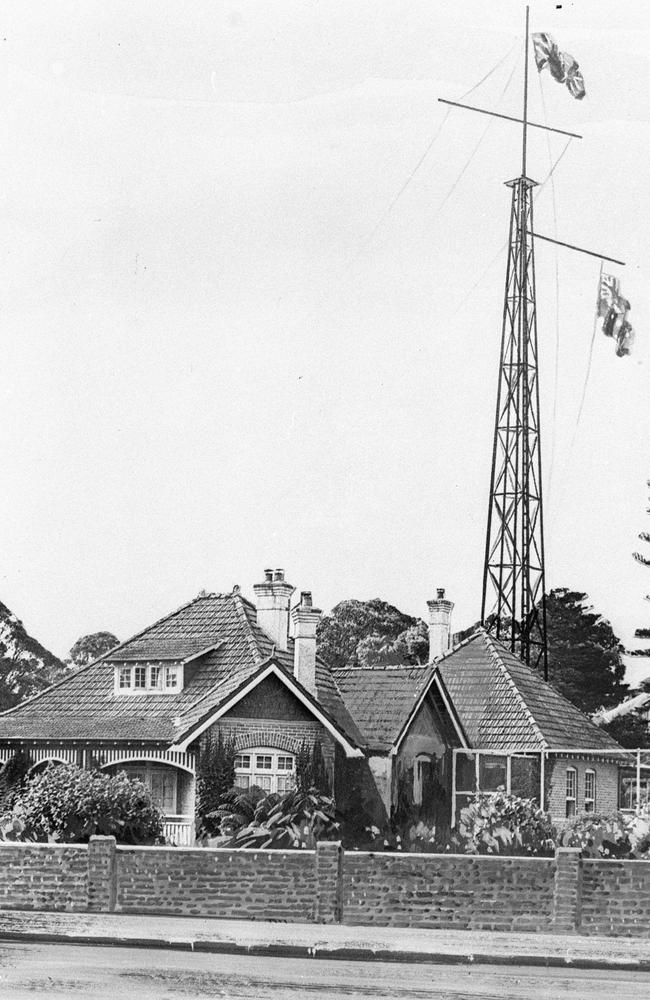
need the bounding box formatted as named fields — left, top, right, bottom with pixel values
left=436, top=99, right=582, bottom=140
left=530, top=231, right=626, bottom=266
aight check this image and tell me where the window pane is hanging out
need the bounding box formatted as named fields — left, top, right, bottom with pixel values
left=165, top=666, right=179, bottom=689
left=118, top=667, right=131, bottom=688
left=254, top=775, right=272, bottom=792
left=455, top=753, right=476, bottom=792
left=277, top=775, right=294, bottom=793
left=277, top=756, right=294, bottom=771
left=134, top=666, right=146, bottom=688
left=234, top=755, right=250, bottom=770
left=234, top=775, right=250, bottom=791
left=566, top=769, right=576, bottom=799
left=256, top=755, right=272, bottom=770
left=479, top=756, right=507, bottom=792
left=149, top=666, right=161, bottom=689
left=566, top=798, right=576, bottom=818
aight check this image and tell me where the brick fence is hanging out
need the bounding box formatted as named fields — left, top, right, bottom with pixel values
left=0, top=840, right=648, bottom=937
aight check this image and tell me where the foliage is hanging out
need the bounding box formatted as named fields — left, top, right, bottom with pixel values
left=602, top=709, right=650, bottom=749
left=227, top=788, right=339, bottom=849
left=356, top=633, right=409, bottom=668
left=544, top=589, right=628, bottom=714
left=68, top=632, right=119, bottom=668
left=295, top=739, right=330, bottom=794
left=207, top=786, right=269, bottom=837
left=0, top=750, right=33, bottom=812
left=196, top=731, right=237, bottom=835
left=454, top=791, right=555, bottom=856
left=316, top=598, right=419, bottom=670
left=629, top=479, right=650, bottom=658
left=559, top=812, right=632, bottom=859
left=13, top=763, right=164, bottom=844
left=0, top=601, right=68, bottom=711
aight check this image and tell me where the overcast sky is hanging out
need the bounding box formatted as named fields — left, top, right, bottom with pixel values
left=1, top=1, right=649, bottom=683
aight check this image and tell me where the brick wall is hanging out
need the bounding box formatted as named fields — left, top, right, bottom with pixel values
left=115, top=845, right=318, bottom=919
left=342, top=852, right=555, bottom=931
left=0, top=843, right=87, bottom=911
left=547, top=758, right=619, bottom=821
left=208, top=717, right=335, bottom=770
left=580, top=858, right=650, bottom=937
left=1, top=839, right=649, bottom=937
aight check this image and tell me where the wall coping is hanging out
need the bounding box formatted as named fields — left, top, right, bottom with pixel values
left=0, top=842, right=87, bottom=852
left=346, top=849, right=555, bottom=861
left=115, top=844, right=317, bottom=856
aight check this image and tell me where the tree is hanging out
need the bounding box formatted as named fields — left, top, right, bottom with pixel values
left=196, top=730, right=237, bottom=834
left=545, top=588, right=628, bottom=714
left=630, top=479, right=650, bottom=658
left=295, top=738, right=330, bottom=794
left=316, top=598, right=422, bottom=670
left=13, top=763, right=163, bottom=844
left=68, top=632, right=119, bottom=668
left=0, top=601, right=67, bottom=711
left=601, top=709, right=650, bottom=749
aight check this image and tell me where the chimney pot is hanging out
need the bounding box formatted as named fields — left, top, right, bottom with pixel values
left=274, top=568, right=284, bottom=582
left=264, top=568, right=273, bottom=582
left=437, top=587, right=445, bottom=599
left=300, top=591, right=313, bottom=607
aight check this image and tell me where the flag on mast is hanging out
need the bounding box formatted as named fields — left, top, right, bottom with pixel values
left=532, top=32, right=586, bottom=100
left=597, top=272, right=635, bottom=357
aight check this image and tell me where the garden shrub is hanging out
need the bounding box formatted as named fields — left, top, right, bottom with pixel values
left=227, top=788, right=339, bottom=849
left=455, top=790, right=556, bottom=855
left=12, top=763, right=164, bottom=844
left=196, top=730, right=236, bottom=836
left=558, top=811, right=650, bottom=859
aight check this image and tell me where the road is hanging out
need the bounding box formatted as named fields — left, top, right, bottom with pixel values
left=0, top=942, right=647, bottom=999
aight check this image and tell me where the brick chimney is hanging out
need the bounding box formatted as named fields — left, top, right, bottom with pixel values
left=253, top=568, right=295, bottom=652
left=427, top=587, right=454, bottom=662
left=290, top=591, right=322, bottom=697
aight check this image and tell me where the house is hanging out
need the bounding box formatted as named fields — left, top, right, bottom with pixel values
left=0, top=570, right=628, bottom=844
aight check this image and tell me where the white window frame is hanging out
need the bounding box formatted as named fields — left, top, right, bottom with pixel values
left=234, top=747, right=295, bottom=795
left=584, top=769, right=596, bottom=812
left=565, top=767, right=577, bottom=818
left=114, top=662, right=184, bottom=694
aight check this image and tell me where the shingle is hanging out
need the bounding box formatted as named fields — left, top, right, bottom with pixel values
left=334, top=664, right=433, bottom=751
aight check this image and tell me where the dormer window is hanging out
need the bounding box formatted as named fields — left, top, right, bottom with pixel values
left=165, top=666, right=179, bottom=690
left=114, top=662, right=183, bottom=694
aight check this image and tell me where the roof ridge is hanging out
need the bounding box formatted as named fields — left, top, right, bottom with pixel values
left=481, top=631, right=548, bottom=749
left=232, top=593, right=265, bottom=665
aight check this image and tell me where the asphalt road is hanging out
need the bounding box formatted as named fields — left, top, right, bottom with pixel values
left=0, top=942, right=647, bottom=999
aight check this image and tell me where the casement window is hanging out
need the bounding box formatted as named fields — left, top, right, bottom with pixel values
left=149, top=665, right=161, bottom=689
left=584, top=769, right=596, bottom=812
left=165, top=665, right=179, bottom=690
left=234, top=748, right=295, bottom=794
left=565, top=767, right=577, bottom=818
left=118, top=666, right=131, bottom=689
left=134, top=666, right=147, bottom=689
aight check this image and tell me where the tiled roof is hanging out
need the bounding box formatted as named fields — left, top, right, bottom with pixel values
left=334, top=664, right=435, bottom=752
left=0, top=592, right=361, bottom=749
left=437, top=629, right=622, bottom=752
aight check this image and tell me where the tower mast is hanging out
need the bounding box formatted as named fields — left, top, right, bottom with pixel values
left=481, top=6, right=549, bottom=676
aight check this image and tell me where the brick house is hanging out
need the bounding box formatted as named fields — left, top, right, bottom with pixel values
left=0, top=570, right=625, bottom=843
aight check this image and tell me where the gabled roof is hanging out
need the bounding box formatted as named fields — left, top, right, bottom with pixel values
left=333, top=662, right=465, bottom=753
left=0, top=592, right=362, bottom=752
left=437, top=628, right=622, bottom=752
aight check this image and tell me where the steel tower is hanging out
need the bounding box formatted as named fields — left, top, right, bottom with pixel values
left=480, top=8, right=548, bottom=676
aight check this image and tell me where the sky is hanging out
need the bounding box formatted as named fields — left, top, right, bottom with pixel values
left=1, top=1, right=649, bottom=684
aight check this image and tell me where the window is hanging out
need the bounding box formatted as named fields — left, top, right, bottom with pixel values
left=584, top=770, right=596, bottom=812
left=149, top=665, right=161, bottom=689
left=413, top=755, right=432, bottom=806
left=234, top=748, right=295, bottom=795
left=118, top=666, right=131, bottom=689
left=565, top=768, right=577, bottom=818
left=134, top=666, right=147, bottom=689
left=479, top=755, right=507, bottom=792
left=115, top=662, right=182, bottom=694
left=165, top=666, right=179, bottom=690
left=619, top=771, right=650, bottom=811
left=124, top=765, right=177, bottom=814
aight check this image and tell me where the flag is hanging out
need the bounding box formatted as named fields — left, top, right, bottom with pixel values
left=598, top=272, right=634, bottom=357
left=532, top=32, right=586, bottom=100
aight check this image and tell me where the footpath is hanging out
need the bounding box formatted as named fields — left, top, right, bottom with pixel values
left=0, top=909, right=648, bottom=971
